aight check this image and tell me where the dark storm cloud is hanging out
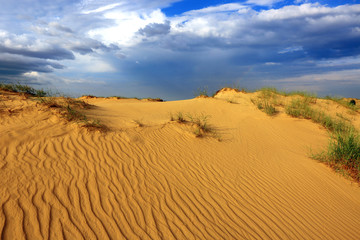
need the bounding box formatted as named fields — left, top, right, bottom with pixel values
left=0, top=53, right=64, bottom=76
left=0, top=44, right=75, bottom=60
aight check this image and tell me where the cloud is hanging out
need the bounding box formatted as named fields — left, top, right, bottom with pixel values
left=138, top=20, right=171, bottom=37
left=184, top=3, right=247, bottom=15
left=82, top=3, right=123, bottom=14
left=278, top=46, right=304, bottom=54
left=62, top=53, right=116, bottom=73
left=0, top=0, right=360, bottom=99
left=246, top=0, right=284, bottom=6
left=88, top=8, right=167, bottom=46
left=0, top=32, right=75, bottom=60
left=0, top=53, right=64, bottom=81
left=275, top=69, right=360, bottom=83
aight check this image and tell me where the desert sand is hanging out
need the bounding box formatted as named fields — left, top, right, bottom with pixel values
left=1, top=88, right=360, bottom=239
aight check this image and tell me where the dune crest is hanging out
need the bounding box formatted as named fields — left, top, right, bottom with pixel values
left=1, top=90, right=360, bottom=239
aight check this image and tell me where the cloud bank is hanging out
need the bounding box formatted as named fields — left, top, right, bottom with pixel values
left=0, top=0, right=359, bottom=99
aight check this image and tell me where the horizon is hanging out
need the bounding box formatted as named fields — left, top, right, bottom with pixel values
left=1, top=0, right=360, bottom=100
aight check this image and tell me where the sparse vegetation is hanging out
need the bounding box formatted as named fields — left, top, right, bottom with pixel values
left=170, top=112, right=218, bottom=139
left=284, top=95, right=359, bottom=181
left=251, top=88, right=279, bottom=116
left=194, top=86, right=209, bottom=97
left=133, top=119, right=145, bottom=127
left=285, top=97, right=350, bottom=133
left=171, top=112, right=186, bottom=123
left=0, top=83, right=48, bottom=97
left=312, top=130, right=360, bottom=181
left=259, top=101, right=277, bottom=115
left=1, top=83, right=107, bottom=131
left=325, top=96, right=359, bottom=112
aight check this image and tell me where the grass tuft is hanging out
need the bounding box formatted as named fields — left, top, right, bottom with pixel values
left=0, top=83, right=48, bottom=97
left=312, top=130, right=360, bottom=181
left=285, top=98, right=350, bottom=133
left=251, top=89, right=278, bottom=116
left=170, top=112, right=216, bottom=138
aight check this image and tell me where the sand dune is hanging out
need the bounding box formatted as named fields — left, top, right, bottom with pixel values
left=1, top=89, right=360, bottom=239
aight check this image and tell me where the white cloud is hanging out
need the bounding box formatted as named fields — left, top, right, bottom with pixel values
left=278, top=46, right=303, bottom=54
left=23, top=71, right=40, bottom=77
left=185, top=3, right=247, bottom=15
left=87, top=9, right=167, bottom=46
left=62, top=53, right=116, bottom=73
left=82, top=3, right=122, bottom=14
left=317, top=55, right=360, bottom=67
left=246, top=0, right=284, bottom=6
left=265, top=62, right=281, bottom=65
left=275, top=69, right=360, bottom=83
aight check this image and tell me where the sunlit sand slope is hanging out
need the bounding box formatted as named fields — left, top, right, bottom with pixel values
left=1, top=90, right=360, bottom=239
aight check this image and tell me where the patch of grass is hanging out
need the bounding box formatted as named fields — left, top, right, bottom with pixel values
left=285, top=98, right=313, bottom=118
left=285, top=98, right=350, bottom=133
left=0, top=84, right=106, bottom=131
left=325, top=96, right=359, bottom=112
left=312, top=130, right=360, bottom=181
left=65, top=97, right=91, bottom=109
left=336, top=113, right=351, bottom=122
left=82, top=119, right=109, bottom=132
left=187, top=113, right=212, bottom=137
left=63, top=105, right=108, bottom=131
left=36, top=96, right=106, bottom=131
left=287, top=96, right=359, bottom=181
left=64, top=105, right=87, bottom=121
left=262, top=102, right=276, bottom=115
left=0, top=83, right=48, bottom=97
left=170, top=112, right=186, bottom=123
left=170, top=112, right=217, bottom=138
left=251, top=89, right=278, bottom=116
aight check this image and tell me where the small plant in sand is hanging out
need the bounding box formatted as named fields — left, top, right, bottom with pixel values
left=170, top=112, right=218, bottom=139
left=312, top=129, right=360, bottom=181
left=63, top=105, right=108, bottom=131
left=133, top=119, right=145, bottom=127
left=187, top=113, right=212, bottom=137
left=251, top=89, right=278, bottom=116
left=170, top=112, right=186, bottom=123
left=194, top=86, right=209, bottom=97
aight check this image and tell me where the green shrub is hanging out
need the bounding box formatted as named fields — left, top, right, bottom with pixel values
left=0, top=83, right=48, bottom=97
left=313, top=130, right=360, bottom=181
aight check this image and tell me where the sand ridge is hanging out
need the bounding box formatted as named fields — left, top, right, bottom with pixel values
left=1, top=89, right=360, bottom=239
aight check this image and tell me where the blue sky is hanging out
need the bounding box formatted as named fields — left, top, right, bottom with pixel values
left=1, top=0, right=360, bottom=99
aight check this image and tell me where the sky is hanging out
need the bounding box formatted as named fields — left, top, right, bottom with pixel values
left=1, top=0, right=360, bottom=100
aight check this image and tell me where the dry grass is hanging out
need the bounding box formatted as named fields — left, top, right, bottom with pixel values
left=170, top=112, right=219, bottom=139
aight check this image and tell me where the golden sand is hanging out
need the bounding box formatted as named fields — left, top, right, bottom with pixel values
left=1, top=89, right=360, bottom=239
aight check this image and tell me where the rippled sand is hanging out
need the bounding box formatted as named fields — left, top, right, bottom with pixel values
left=1, top=89, right=360, bottom=239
